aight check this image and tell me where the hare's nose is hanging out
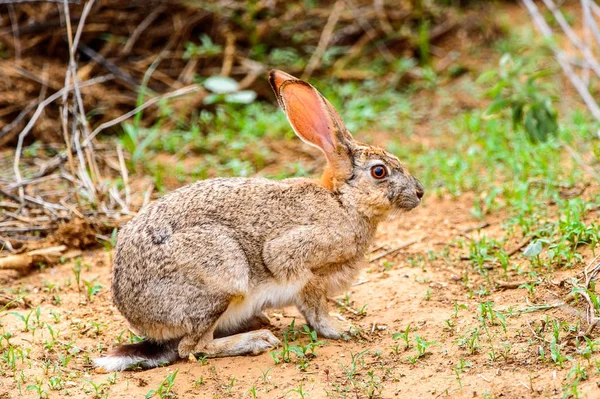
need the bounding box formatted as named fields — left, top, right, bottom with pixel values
left=413, top=177, right=424, bottom=200
left=416, top=188, right=424, bottom=200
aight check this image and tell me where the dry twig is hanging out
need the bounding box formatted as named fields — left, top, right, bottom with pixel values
left=369, top=238, right=420, bottom=262
left=521, top=0, right=600, bottom=125
left=303, top=0, right=345, bottom=80
left=0, top=245, right=68, bottom=270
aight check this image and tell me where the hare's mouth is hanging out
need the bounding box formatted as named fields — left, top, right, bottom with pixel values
left=391, top=194, right=421, bottom=211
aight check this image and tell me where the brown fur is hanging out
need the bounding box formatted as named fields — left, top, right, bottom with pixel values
left=320, top=166, right=335, bottom=190
left=93, top=70, right=424, bottom=372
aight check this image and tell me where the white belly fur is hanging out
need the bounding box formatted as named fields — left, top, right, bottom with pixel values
left=216, top=280, right=306, bottom=333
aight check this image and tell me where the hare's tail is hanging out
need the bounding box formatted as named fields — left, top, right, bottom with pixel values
left=93, top=339, right=180, bottom=372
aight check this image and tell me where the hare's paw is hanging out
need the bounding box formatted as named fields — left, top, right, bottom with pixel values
left=248, top=330, right=281, bottom=355
left=314, top=317, right=356, bottom=341
left=331, top=314, right=357, bottom=340
left=310, top=318, right=343, bottom=340
left=317, top=326, right=342, bottom=340
left=233, top=312, right=272, bottom=332
left=255, top=311, right=272, bottom=326
left=189, top=329, right=281, bottom=358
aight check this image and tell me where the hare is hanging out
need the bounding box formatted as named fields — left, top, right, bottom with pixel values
left=94, top=70, right=424, bottom=371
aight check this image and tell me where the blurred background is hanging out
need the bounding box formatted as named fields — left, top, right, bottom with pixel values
left=0, top=0, right=504, bottom=193
left=1, top=1, right=598, bottom=231
left=1, top=2, right=600, bottom=397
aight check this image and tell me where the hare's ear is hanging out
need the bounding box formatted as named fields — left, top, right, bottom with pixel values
left=269, top=70, right=353, bottom=162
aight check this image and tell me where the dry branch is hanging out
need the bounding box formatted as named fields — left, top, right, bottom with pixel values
left=0, top=245, right=75, bottom=270
left=541, top=0, right=600, bottom=78
left=368, top=238, right=420, bottom=262
left=302, top=0, right=345, bottom=80
left=12, top=74, right=114, bottom=201
left=0, top=0, right=481, bottom=245
left=564, top=255, right=600, bottom=336
left=521, top=0, right=600, bottom=126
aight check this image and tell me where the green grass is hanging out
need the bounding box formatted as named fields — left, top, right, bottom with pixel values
left=5, top=15, right=600, bottom=399
left=118, top=76, right=419, bottom=189
left=112, top=37, right=599, bottom=398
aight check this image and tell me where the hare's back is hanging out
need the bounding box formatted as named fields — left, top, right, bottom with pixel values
left=133, top=177, right=346, bottom=235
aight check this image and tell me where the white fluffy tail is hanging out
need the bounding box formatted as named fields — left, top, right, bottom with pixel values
left=94, top=339, right=180, bottom=372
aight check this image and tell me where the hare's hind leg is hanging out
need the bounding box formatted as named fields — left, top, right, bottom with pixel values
left=213, top=311, right=272, bottom=338
left=164, top=225, right=256, bottom=357
left=168, top=225, right=251, bottom=295
left=204, top=330, right=281, bottom=357
left=182, top=330, right=281, bottom=358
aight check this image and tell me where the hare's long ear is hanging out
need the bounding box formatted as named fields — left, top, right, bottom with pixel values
left=269, top=70, right=354, bottom=188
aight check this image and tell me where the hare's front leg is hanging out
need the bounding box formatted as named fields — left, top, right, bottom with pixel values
left=295, top=279, right=345, bottom=339
left=263, top=225, right=360, bottom=281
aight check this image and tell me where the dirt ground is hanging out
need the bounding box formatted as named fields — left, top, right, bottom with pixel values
left=2, top=3, right=600, bottom=399
left=1, top=189, right=599, bottom=398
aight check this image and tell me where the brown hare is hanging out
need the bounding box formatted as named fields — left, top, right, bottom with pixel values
left=94, top=70, right=424, bottom=371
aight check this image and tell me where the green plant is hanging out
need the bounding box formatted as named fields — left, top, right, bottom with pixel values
left=391, top=324, right=411, bottom=353
left=58, top=353, right=73, bottom=368
left=120, top=123, right=161, bottom=169
left=453, top=302, right=467, bottom=318
left=102, top=228, right=118, bottom=252
left=260, top=367, right=273, bottom=384
left=85, top=380, right=108, bottom=399
left=456, top=328, right=480, bottom=355
left=145, top=370, right=179, bottom=398
left=339, top=350, right=368, bottom=381
left=43, top=323, right=60, bottom=351
left=72, top=260, right=83, bottom=292
left=202, top=76, right=257, bottom=105
left=107, top=372, right=118, bottom=385
left=550, top=334, right=568, bottom=367
left=360, top=370, right=383, bottom=398
left=26, top=379, right=48, bottom=399
left=184, top=34, right=222, bottom=59
left=289, top=381, right=308, bottom=398
left=478, top=302, right=507, bottom=333
left=577, top=337, right=600, bottom=363
left=407, top=334, right=438, bottom=363
left=11, top=309, right=35, bottom=332
left=454, top=357, right=471, bottom=389
left=83, top=279, right=103, bottom=303
left=225, top=376, right=236, bottom=394
left=479, top=54, right=558, bottom=142
left=270, top=329, right=323, bottom=370
left=192, top=377, right=204, bottom=387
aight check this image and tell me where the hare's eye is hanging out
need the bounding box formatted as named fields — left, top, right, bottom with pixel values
left=370, top=165, right=387, bottom=179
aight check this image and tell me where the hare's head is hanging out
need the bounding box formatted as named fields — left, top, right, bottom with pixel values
left=269, top=70, right=423, bottom=219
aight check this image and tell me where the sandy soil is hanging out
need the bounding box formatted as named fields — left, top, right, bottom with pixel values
left=2, top=3, right=599, bottom=398
left=1, top=190, right=598, bottom=399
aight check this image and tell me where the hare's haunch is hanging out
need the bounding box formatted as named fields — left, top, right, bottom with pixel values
left=94, top=70, right=424, bottom=372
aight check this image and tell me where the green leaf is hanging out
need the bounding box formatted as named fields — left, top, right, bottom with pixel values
left=485, top=99, right=511, bottom=115
left=524, top=109, right=540, bottom=142
left=523, top=240, right=543, bottom=258
left=225, top=90, right=257, bottom=104
left=511, top=104, right=523, bottom=130
left=11, top=312, right=26, bottom=323
left=203, top=76, right=239, bottom=94
left=203, top=93, right=224, bottom=105
left=487, top=81, right=507, bottom=98
left=476, top=70, right=497, bottom=84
